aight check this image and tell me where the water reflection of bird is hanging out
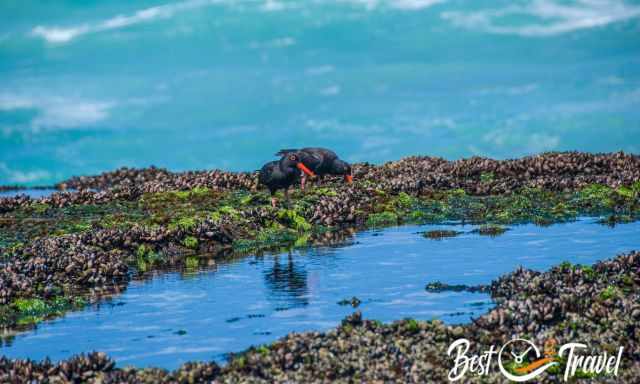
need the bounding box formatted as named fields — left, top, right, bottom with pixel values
left=275, top=147, right=353, bottom=190
left=263, top=253, right=309, bottom=308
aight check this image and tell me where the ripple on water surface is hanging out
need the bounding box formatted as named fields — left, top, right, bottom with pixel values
left=1, top=218, right=639, bottom=369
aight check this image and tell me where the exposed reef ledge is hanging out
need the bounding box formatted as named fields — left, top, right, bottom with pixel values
left=1, top=151, right=639, bottom=211
left=0, top=152, right=639, bottom=331
left=1, top=251, right=638, bottom=383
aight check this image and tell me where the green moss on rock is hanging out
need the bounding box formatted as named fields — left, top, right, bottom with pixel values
left=366, top=211, right=398, bottom=227
left=182, top=236, right=199, bottom=249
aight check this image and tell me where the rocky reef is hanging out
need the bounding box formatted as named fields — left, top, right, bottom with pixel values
left=0, top=251, right=638, bottom=383
left=1, top=152, right=639, bottom=327
left=2, top=151, right=639, bottom=212
left=0, top=152, right=639, bottom=382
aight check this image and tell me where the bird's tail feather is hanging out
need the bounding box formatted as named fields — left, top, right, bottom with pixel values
left=275, top=149, right=298, bottom=157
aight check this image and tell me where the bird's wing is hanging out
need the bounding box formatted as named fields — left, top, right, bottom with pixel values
left=301, top=152, right=323, bottom=170
left=258, top=161, right=278, bottom=185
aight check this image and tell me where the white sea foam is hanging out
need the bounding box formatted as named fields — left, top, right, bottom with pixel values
left=0, top=163, right=51, bottom=184
left=337, top=0, right=445, bottom=10
left=305, top=65, right=335, bottom=76
left=483, top=129, right=561, bottom=153
left=271, top=36, right=296, bottom=47
left=320, top=84, right=341, bottom=96
left=31, top=0, right=224, bottom=43
left=0, top=93, right=114, bottom=130
left=390, top=0, right=445, bottom=10
left=441, top=0, right=640, bottom=37
left=476, top=83, right=539, bottom=96
left=30, top=0, right=448, bottom=44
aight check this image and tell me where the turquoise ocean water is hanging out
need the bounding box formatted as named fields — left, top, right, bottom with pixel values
left=1, top=0, right=639, bottom=185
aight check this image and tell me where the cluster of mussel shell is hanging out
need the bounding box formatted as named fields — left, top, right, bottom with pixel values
left=1, top=152, right=639, bottom=382
left=0, top=236, right=128, bottom=305
left=0, top=213, right=245, bottom=307
left=0, top=203, right=359, bottom=308
left=355, top=151, right=640, bottom=195
left=0, top=252, right=640, bottom=383
left=205, top=252, right=640, bottom=382
left=5, top=251, right=635, bottom=382
left=477, top=251, right=640, bottom=344
left=0, top=151, right=638, bottom=315
left=2, top=151, right=639, bottom=213
left=0, top=351, right=221, bottom=383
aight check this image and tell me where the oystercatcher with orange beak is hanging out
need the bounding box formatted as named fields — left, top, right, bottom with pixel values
left=275, top=147, right=353, bottom=190
left=259, top=153, right=316, bottom=207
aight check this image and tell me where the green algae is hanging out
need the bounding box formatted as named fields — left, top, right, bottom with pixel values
left=404, top=185, right=639, bottom=226
left=5, top=297, right=86, bottom=326
left=185, top=256, right=199, bottom=270
left=578, top=265, right=597, bottom=280
left=402, top=318, right=421, bottom=334
left=276, top=209, right=311, bottom=232
left=182, top=236, right=199, bottom=249
left=169, top=216, right=198, bottom=231
left=255, top=345, right=270, bottom=356
left=135, top=244, right=161, bottom=272
left=4, top=182, right=639, bottom=260
left=480, top=172, right=495, bottom=183
left=599, top=285, right=621, bottom=301
left=2, top=181, right=640, bottom=330
left=232, top=227, right=297, bottom=254
left=366, top=211, right=398, bottom=227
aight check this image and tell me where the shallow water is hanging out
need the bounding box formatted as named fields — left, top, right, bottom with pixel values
left=0, top=189, right=58, bottom=198
left=1, top=218, right=639, bottom=369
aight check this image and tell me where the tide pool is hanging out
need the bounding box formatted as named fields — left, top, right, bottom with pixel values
left=1, top=218, right=638, bottom=369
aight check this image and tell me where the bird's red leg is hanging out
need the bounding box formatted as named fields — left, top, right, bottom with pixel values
left=271, top=197, right=277, bottom=208
left=301, top=174, right=306, bottom=191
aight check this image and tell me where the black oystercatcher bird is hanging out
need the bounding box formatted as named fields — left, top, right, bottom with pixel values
left=259, top=153, right=316, bottom=207
left=275, top=147, right=353, bottom=190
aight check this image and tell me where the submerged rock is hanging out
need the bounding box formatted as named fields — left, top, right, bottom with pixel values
left=471, top=224, right=508, bottom=237
left=425, top=281, right=489, bottom=293
left=337, top=296, right=361, bottom=307
left=422, top=229, right=462, bottom=239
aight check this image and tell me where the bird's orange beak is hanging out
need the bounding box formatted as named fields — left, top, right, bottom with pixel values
left=297, top=163, right=315, bottom=177
left=345, top=174, right=353, bottom=183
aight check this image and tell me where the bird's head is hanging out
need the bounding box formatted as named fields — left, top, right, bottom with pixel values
left=334, top=159, right=353, bottom=183
left=280, top=153, right=315, bottom=177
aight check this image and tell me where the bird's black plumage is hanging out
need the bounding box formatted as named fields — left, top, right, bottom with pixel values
left=275, top=147, right=352, bottom=187
left=258, top=160, right=299, bottom=195
left=259, top=153, right=315, bottom=206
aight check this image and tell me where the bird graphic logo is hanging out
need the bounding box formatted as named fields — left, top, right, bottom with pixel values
left=498, top=338, right=559, bottom=382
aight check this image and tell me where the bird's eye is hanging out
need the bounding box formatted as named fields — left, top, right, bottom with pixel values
left=289, top=155, right=296, bottom=161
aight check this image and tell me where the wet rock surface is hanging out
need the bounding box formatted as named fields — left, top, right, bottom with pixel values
left=1, top=151, right=639, bottom=211
left=425, top=281, right=489, bottom=293
left=422, top=229, right=462, bottom=239
left=0, top=152, right=639, bottom=382
left=470, top=224, right=509, bottom=236
left=0, top=351, right=221, bottom=383
left=0, top=252, right=638, bottom=383
left=0, top=152, right=638, bottom=327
